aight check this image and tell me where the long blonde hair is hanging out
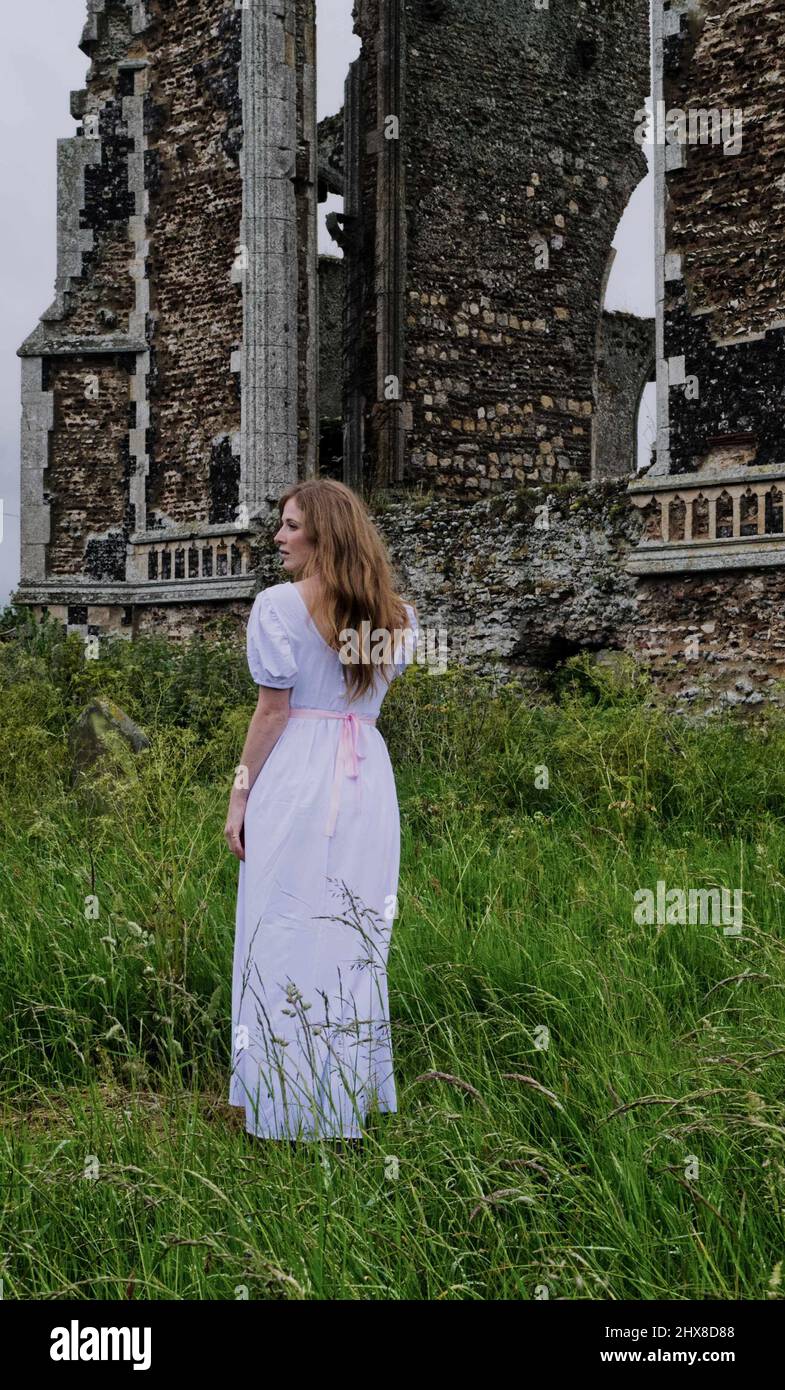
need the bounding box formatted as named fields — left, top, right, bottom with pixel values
left=278, top=479, right=416, bottom=701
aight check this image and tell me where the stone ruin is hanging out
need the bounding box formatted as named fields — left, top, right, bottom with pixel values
left=13, top=0, right=785, bottom=711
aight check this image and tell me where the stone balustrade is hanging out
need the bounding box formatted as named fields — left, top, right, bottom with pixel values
left=627, top=470, right=785, bottom=574
left=135, top=534, right=253, bottom=582
left=14, top=527, right=259, bottom=615
left=125, top=525, right=257, bottom=591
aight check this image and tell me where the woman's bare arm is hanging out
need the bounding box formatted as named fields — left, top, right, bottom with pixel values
left=225, top=687, right=291, bottom=859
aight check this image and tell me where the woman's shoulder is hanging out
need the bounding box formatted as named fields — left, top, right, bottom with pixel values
left=253, top=582, right=298, bottom=616
left=249, top=584, right=303, bottom=642
left=256, top=581, right=291, bottom=600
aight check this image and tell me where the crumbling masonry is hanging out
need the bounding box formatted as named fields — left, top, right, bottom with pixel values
left=14, top=1, right=785, bottom=710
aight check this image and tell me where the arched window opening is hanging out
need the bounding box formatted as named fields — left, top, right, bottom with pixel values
left=594, top=80, right=655, bottom=481
left=636, top=378, right=657, bottom=473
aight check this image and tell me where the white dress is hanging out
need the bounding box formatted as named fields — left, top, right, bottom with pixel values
left=229, top=581, right=418, bottom=1139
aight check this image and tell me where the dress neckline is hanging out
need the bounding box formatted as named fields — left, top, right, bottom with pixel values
left=290, top=583, right=412, bottom=666
left=290, top=582, right=337, bottom=655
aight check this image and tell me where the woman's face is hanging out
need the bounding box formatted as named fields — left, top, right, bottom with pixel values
left=275, top=498, right=317, bottom=576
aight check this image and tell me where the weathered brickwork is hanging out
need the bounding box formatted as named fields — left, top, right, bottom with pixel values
left=143, top=0, right=242, bottom=528
left=133, top=598, right=253, bottom=639
left=373, top=483, right=785, bottom=711
left=45, top=355, right=133, bottom=576
left=318, top=256, right=344, bottom=423
left=634, top=569, right=785, bottom=711
left=342, top=0, right=651, bottom=495
left=662, top=0, right=785, bottom=474
left=66, top=96, right=136, bottom=335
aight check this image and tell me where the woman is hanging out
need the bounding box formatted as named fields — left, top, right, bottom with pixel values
left=225, top=479, right=419, bottom=1142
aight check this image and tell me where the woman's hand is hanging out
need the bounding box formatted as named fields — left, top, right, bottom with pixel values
left=225, top=788, right=248, bottom=861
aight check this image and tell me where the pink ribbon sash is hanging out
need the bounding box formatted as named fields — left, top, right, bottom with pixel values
left=287, top=707, right=377, bottom=837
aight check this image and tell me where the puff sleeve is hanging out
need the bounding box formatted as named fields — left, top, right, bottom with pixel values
left=394, top=603, right=419, bottom=673
left=246, top=590, right=298, bottom=689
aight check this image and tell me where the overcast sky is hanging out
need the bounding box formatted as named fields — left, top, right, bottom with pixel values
left=0, top=0, right=653, bottom=609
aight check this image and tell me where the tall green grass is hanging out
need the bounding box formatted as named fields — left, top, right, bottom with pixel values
left=1, top=605, right=784, bottom=1299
